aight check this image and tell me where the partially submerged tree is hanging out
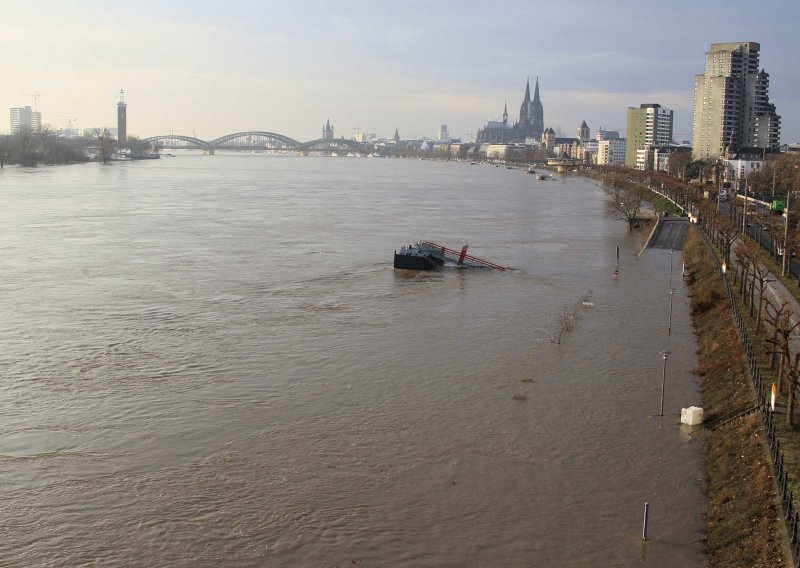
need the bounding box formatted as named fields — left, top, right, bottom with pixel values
left=603, top=173, right=646, bottom=229
left=94, top=128, right=116, bottom=163
left=38, top=125, right=56, bottom=164
left=0, top=135, right=11, bottom=168
left=14, top=125, right=37, bottom=166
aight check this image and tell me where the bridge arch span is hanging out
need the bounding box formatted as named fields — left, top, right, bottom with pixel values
left=144, top=135, right=209, bottom=149
left=211, top=131, right=300, bottom=149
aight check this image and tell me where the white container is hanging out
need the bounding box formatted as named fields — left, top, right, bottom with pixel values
left=681, top=406, right=704, bottom=426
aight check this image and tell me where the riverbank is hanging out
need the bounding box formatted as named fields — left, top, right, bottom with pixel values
left=682, top=227, right=787, bottom=565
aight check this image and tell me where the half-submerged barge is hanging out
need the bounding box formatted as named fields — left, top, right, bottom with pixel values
left=394, top=241, right=507, bottom=271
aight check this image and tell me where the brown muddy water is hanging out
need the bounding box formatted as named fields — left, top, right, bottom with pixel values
left=0, top=156, right=704, bottom=566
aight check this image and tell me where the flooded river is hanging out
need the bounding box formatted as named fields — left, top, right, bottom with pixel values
left=0, top=156, right=704, bottom=566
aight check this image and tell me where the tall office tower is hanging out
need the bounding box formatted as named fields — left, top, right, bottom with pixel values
left=117, top=89, right=127, bottom=145
left=10, top=105, right=41, bottom=134
left=437, top=124, right=450, bottom=142
left=692, top=42, right=781, bottom=160
left=625, top=103, right=673, bottom=169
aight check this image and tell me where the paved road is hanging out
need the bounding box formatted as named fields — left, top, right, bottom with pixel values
left=649, top=217, right=690, bottom=250
left=719, top=200, right=800, bottom=278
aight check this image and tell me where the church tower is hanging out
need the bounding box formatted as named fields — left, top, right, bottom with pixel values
left=322, top=119, right=334, bottom=140
left=517, top=77, right=544, bottom=141
left=577, top=120, right=590, bottom=142
left=519, top=78, right=531, bottom=129
left=530, top=78, right=544, bottom=141
left=503, top=102, right=508, bottom=125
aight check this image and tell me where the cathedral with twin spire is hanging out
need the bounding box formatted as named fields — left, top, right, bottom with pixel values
left=476, top=77, right=544, bottom=144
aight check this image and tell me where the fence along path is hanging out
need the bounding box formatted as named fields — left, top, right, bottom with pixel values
left=697, top=226, right=800, bottom=566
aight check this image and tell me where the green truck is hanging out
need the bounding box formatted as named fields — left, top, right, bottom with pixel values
left=771, top=199, right=786, bottom=215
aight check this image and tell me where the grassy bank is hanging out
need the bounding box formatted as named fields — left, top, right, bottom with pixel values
left=682, top=227, right=787, bottom=566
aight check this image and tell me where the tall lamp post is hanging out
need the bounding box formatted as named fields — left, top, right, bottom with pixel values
left=668, top=288, right=676, bottom=335
left=783, top=190, right=792, bottom=277
left=660, top=350, right=671, bottom=416
left=742, top=175, right=749, bottom=234
left=669, top=249, right=674, bottom=287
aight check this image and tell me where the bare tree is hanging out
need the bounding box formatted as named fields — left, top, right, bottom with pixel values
left=750, top=255, right=773, bottom=329
left=94, top=128, right=116, bottom=163
left=765, top=302, right=799, bottom=394
left=604, top=173, right=646, bottom=229
left=668, top=149, right=691, bottom=178
left=14, top=125, right=38, bottom=166
left=0, top=134, right=11, bottom=168
left=715, top=216, right=738, bottom=270
left=733, top=241, right=754, bottom=300
left=789, top=360, right=800, bottom=428
left=38, top=125, right=56, bottom=164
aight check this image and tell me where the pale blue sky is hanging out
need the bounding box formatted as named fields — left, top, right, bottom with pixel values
left=3, top=0, right=798, bottom=143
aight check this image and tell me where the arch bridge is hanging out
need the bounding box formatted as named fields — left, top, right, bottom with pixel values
left=144, top=131, right=371, bottom=154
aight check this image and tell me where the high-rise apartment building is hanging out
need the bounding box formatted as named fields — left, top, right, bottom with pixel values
left=10, top=106, right=41, bottom=134
left=692, top=42, right=781, bottom=160
left=625, top=104, right=673, bottom=169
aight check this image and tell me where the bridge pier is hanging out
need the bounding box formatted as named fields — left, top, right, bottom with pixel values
left=203, top=148, right=215, bottom=155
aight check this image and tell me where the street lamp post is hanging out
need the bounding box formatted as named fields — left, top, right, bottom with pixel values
left=669, top=249, right=674, bottom=287
left=785, top=164, right=800, bottom=277
left=783, top=190, right=792, bottom=277
left=668, top=288, right=676, bottom=335
left=742, top=176, right=748, bottom=234
left=660, top=350, right=671, bottom=416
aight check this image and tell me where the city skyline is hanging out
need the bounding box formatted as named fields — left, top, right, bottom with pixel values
left=2, top=0, right=798, bottom=143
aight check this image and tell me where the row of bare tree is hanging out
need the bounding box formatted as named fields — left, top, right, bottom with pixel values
left=731, top=239, right=800, bottom=425
left=0, top=125, right=155, bottom=167
left=598, top=158, right=800, bottom=426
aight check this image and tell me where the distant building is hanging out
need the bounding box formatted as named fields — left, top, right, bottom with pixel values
left=117, top=89, right=127, bottom=145
left=722, top=146, right=780, bottom=186
left=476, top=77, right=544, bottom=143
left=692, top=42, right=781, bottom=160
left=596, top=138, right=626, bottom=165
left=596, top=128, right=620, bottom=141
left=651, top=144, right=689, bottom=172
left=437, top=124, right=450, bottom=143
left=322, top=119, right=334, bottom=140
left=10, top=105, right=41, bottom=134
left=625, top=104, right=673, bottom=169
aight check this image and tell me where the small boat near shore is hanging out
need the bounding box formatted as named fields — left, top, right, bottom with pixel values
left=394, top=241, right=507, bottom=271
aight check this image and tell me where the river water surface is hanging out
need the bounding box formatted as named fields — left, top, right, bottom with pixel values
left=1, top=156, right=704, bottom=566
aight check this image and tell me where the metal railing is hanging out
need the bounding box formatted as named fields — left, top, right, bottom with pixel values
left=698, top=226, right=800, bottom=566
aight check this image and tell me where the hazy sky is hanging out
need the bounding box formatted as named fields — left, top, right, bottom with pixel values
left=3, top=0, right=798, bottom=143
